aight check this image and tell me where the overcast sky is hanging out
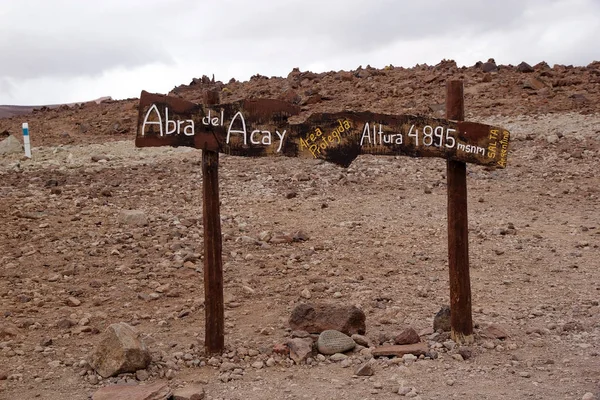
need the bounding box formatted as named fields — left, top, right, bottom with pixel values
left=1, top=0, right=598, bottom=105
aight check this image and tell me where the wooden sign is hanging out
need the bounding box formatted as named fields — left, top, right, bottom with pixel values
left=136, top=91, right=510, bottom=168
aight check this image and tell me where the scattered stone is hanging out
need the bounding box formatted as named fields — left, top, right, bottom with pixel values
left=293, top=230, right=310, bottom=242
left=517, top=62, right=535, bottom=73
left=443, top=340, right=456, bottom=351
left=519, top=371, right=531, bottom=378
left=546, top=133, right=560, bottom=144
left=289, top=303, right=366, bottom=335
left=394, top=327, right=420, bottom=345
left=0, top=135, right=22, bottom=155
left=66, top=296, right=81, bottom=307
left=172, top=384, right=206, bottom=400
left=135, top=369, right=149, bottom=381
left=523, top=76, right=548, bottom=90
left=433, top=306, right=451, bottom=332
left=372, top=343, right=429, bottom=358
left=351, top=334, right=370, bottom=347
left=458, top=347, right=473, bottom=360
left=480, top=324, right=508, bottom=340
left=91, top=381, right=171, bottom=400
left=0, top=372, right=8, bottom=380
left=452, top=354, right=464, bottom=361
left=562, top=321, right=585, bottom=332
left=329, top=353, right=348, bottom=362
left=300, top=288, right=311, bottom=299
left=0, top=322, right=19, bottom=339
left=91, top=155, right=110, bottom=162
left=118, top=210, right=148, bottom=227
left=286, top=338, right=313, bottom=364
left=481, top=61, right=498, bottom=73
left=582, top=393, right=595, bottom=400
left=355, top=362, right=374, bottom=376
left=251, top=361, right=264, bottom=369
left=89, top=322, right=152, bottom=378
left=317, top=330, right=356, bottom=355
left=56, top=318, right=75, bottom=329
left=482, top=341, right=495, bottom=349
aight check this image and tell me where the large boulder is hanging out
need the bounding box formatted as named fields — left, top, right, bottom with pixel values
left=289, top=303, right=366, bottom=335
left=89, top=322, right=152, bottom=378
left=0, top=134, right=23, bottom=155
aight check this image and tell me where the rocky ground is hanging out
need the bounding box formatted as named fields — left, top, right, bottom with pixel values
left=0, top=60, right=599, bottom=399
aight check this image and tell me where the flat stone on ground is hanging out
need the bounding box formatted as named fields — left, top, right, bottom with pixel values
left=317, top=330, right=356, bottom=355
left=372, top=343, right=429, bottom=358
left=92, top=381, right=171, bottom=400
left=172, top=384, right=205, bottom=400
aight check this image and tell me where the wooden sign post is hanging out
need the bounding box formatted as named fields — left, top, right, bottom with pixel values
left=446, top=81, right=473, bottom=344
left=201, top=90, right=225, bottom=354
left=135, top=82, right=510, bottom=352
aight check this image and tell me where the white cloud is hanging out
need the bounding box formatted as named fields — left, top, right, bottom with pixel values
left=0, top=0, right=598, bottom=105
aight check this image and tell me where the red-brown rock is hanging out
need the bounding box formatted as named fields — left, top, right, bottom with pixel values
left=289, top=303, right=366, bottom=335
left=92, top=381, right=171, bottom=400
left=394, top=327, right=421, bottom=345
left=372, top=343, right=429, bottom=358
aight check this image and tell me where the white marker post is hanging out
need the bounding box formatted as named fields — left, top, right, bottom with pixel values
left=22, top=123, right=31, bottom=158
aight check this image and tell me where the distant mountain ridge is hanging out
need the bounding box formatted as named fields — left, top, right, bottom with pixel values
left=0, top=97, right=112, bottom=119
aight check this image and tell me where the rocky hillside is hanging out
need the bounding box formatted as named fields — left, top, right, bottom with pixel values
left=0, top=59, right=599, bottom=148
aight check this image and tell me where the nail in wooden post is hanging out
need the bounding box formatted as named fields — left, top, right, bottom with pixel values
left=446, top=80, right=474, bottom=344
left=202, top=89, right=224, bottom=354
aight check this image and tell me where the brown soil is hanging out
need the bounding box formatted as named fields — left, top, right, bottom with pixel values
left=0, top=60, right=599, bottom=400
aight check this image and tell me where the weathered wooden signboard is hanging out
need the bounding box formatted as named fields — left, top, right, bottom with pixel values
left=136, top=91, right=510, bottom=168
left=135, top=84, right=511, bottom=353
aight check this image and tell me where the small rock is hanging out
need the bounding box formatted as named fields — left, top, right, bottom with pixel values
left=329, top=353, right=348, bottom=362
left=546, top=134, right=560, bottom=144
left=251, top=361, right=264, bottom=369
left=91, top=381, right=171, bottom=400
left=458, top=347, right=473, bottom=360
left=480, top=324, right=508, bottom=339
left=0, top=135, right=23, bottom=155
left=66, top=296, right=81, bottom=307
left=519, top=371, right=531, bottom=378
left=118, top=210, right=148, bottom=227
left=443, top=340, right=456, bottom=351
left=317, top=330, right=356, bottom=355
left=372, top=343, right=429, bottom=358
left=355, top=362, right=374, bottom=376
left=452, top=354, right=464, bottom=361
left=433, top=306, right=451, bottom=332
left=351, top=334, right=370, bottom=347
left=91, top=155, right=110, bottom=162
left=482, top=341, right=495, bottom=349
left=517, top=62, right=535, bottom=73
left=293, top=230, right=310, bottom=242
left=88, top=322, right=151, bottom=378
left=300, top=288, right=311, bottom=299
left=0, top=323, right=20, bottom=339
left=286, top=338, right=313, bottom=364
left=582, top=393, right=595, bottom=400
left=394, top=327, right=420, bottom=345
left=172, top=384, right=206, bottom=400
left=398, top=387, right=412, bottom=396
left=135, top=369, right=149, bottom=381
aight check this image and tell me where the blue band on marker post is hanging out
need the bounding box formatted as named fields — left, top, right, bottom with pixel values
left=23, top=127, right=29, bottom=136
